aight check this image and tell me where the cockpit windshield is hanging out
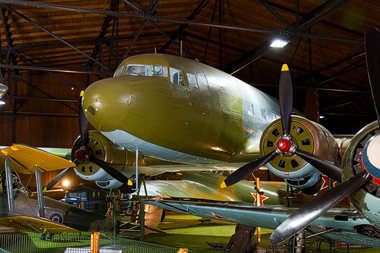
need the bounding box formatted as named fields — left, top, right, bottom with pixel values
left=123, top=64, right=168, bottom=77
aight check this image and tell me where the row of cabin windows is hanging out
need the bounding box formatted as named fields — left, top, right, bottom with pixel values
left=247, top=103, right=278, bottom=122
left=114, top=64, right=198, bottom=87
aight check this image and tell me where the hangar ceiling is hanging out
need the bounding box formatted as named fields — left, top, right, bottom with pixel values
left=0, top=0, right=379, bottom=146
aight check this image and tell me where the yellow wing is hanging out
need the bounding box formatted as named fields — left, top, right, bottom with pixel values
left=0, top=145, right=75, bottom=174
left=0, top=216, right=80, bottom=233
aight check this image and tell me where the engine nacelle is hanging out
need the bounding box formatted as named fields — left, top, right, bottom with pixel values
left=342, top=121, right=380, bottom=227
left=261, top=116, right=339, bottom=193
left=71, top=131, right=140, bottom=181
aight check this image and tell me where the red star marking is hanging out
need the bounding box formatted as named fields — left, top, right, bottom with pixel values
left=321, top=175, right=336, bottom=190
left=250, top=192, right=269, bottom=206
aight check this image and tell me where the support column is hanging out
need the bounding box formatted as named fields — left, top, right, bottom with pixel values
left=139, top=197, right=145, bottom=242
left=4, top=156, right=14, bottom=215
left=35, top=166, right=45, bottom=218
left=135, top=147, right=139, bottom=192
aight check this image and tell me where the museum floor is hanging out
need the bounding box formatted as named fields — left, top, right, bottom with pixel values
left=142, top=213, right=379, bottom=253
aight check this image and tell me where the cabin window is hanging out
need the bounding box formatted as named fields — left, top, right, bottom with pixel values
left=187, top=73, right=198, bottom=87
left=170, top=67, right=184, bottom=86
left=125, top=64, right=154, bottom=76
left=113, top=66, right=124, bottom=77
left=154, top=65, right=168, bottom=77
left=260, top=108, right=266, bottom=120
left=248, top=104, right=254, bottom=116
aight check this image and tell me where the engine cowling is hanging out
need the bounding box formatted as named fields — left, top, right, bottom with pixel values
left=261, top=115, right=339, bottom=193
left=71, top=130, right=140, bottom=181
left=342, top=121, right=380, bottom=227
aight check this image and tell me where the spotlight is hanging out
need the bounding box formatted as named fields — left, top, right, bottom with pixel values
left=62, top=180, right=70, bottom=187
left=270, top=38, right=289, bottom=48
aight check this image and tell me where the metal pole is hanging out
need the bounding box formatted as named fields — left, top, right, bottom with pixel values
left=139, top=196, right=145, bottom=241
left=35, top=166, right=45, bottom=218
left=4, top=156, right=14, bottom=215
left=135, top=147, right=138, bottom=192
left=112, top=195, right=117, bottom=244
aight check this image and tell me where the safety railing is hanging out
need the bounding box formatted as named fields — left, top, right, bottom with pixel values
left=0, top=231, right=196, bottom=253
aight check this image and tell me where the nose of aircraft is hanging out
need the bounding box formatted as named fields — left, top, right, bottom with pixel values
left=82, top=77, right=133, bottom=131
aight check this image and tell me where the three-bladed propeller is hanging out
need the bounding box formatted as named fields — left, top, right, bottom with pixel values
left=45, top=91, right=132, bottom=191
left=269, top=26, right=380, bottom=245
left=221, top=64, right=342, bottom=189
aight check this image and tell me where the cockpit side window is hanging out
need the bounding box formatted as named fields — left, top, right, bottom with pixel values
left=170, top=67, right=184, bottom=86
left=187, top=73, right=198, bottom=87
left=113, top=65, right=124, bottom=77
left=125, top=64, right=154, bottom=76
left=154, top=65, right=168, bottom=77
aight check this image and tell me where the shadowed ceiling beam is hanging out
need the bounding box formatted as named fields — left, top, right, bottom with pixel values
left=224, top=0, right=355, bottom=75
left=121, top=0, right=161, bottom=60
left=0, top=4, right=110, bottom=71
left=158, top=0, right=209, bottom=55
left=0, top=0, right=361, bottom=43
left=87, top=0, right=119, bottom=68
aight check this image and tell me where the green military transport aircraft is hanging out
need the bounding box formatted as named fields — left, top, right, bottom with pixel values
left=145, top=27, right=380, bottom=249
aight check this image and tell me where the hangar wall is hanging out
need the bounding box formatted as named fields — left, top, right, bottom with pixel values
left=0, top=71, right=100, bottom=148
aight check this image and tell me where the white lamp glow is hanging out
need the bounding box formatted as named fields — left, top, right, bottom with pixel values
left=62, top=180, right=70, bottom=187
left=270, top=39, right=289, bottom=48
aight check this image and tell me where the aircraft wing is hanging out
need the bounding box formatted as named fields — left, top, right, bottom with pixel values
left=0, top=216, right=80, bottom=233
left=0, top=145, right=75, bottom=174
left=145, top=199, right=380, bottom=248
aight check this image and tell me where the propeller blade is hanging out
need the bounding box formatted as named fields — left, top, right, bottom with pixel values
left=79, top=91, right=89, bottom=147
left=279, top=64, right=293, bottom=135
left=294, top=148, right=342, bottom=183
left=89, top=156, right=133, bottom=186
left=270, top=171, right=371, bottom=245
left=365, top=27, right=380, bottom=125
left=221, top=150, right=277, bottom=188
left=44, top=167, right=73, bottom=191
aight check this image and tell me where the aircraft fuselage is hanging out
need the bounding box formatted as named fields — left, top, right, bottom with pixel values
left=82, top=54, right=280, bottom=165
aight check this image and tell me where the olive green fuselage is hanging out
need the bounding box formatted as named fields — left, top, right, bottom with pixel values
left=82, top=54, right=280, bottom=165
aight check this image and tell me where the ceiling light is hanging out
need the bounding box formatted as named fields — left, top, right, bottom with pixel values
left=270, top=38, right=289, bottom=48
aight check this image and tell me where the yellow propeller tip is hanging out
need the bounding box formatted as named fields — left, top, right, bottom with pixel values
left=281, top=64, right=289, bottom=72
left=43, top=187, right=47, bottom=192
left=127, top=180, right=133, bottom=186
left=220, top=181, right=227, bottom=189
left=80, top=90, right=84, bottom=97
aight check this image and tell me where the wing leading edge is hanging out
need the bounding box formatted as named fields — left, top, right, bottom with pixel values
left=0, top=145, right=75, bottom=174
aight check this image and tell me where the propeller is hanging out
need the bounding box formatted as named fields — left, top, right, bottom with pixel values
left=45, top=90, right=132, bottom=190
left=365, top=27, right=380, bottom=127
left=221, top=64, right=342, bottom=189
left=269, top=26, right=380, bottom=245
left=89, top=156, right=133, bottom=186
left=44, top=166, right=74, bottom=191
left=270, top=171, right=371, bottom=245
left=79, top=91, right=89, bottom=148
